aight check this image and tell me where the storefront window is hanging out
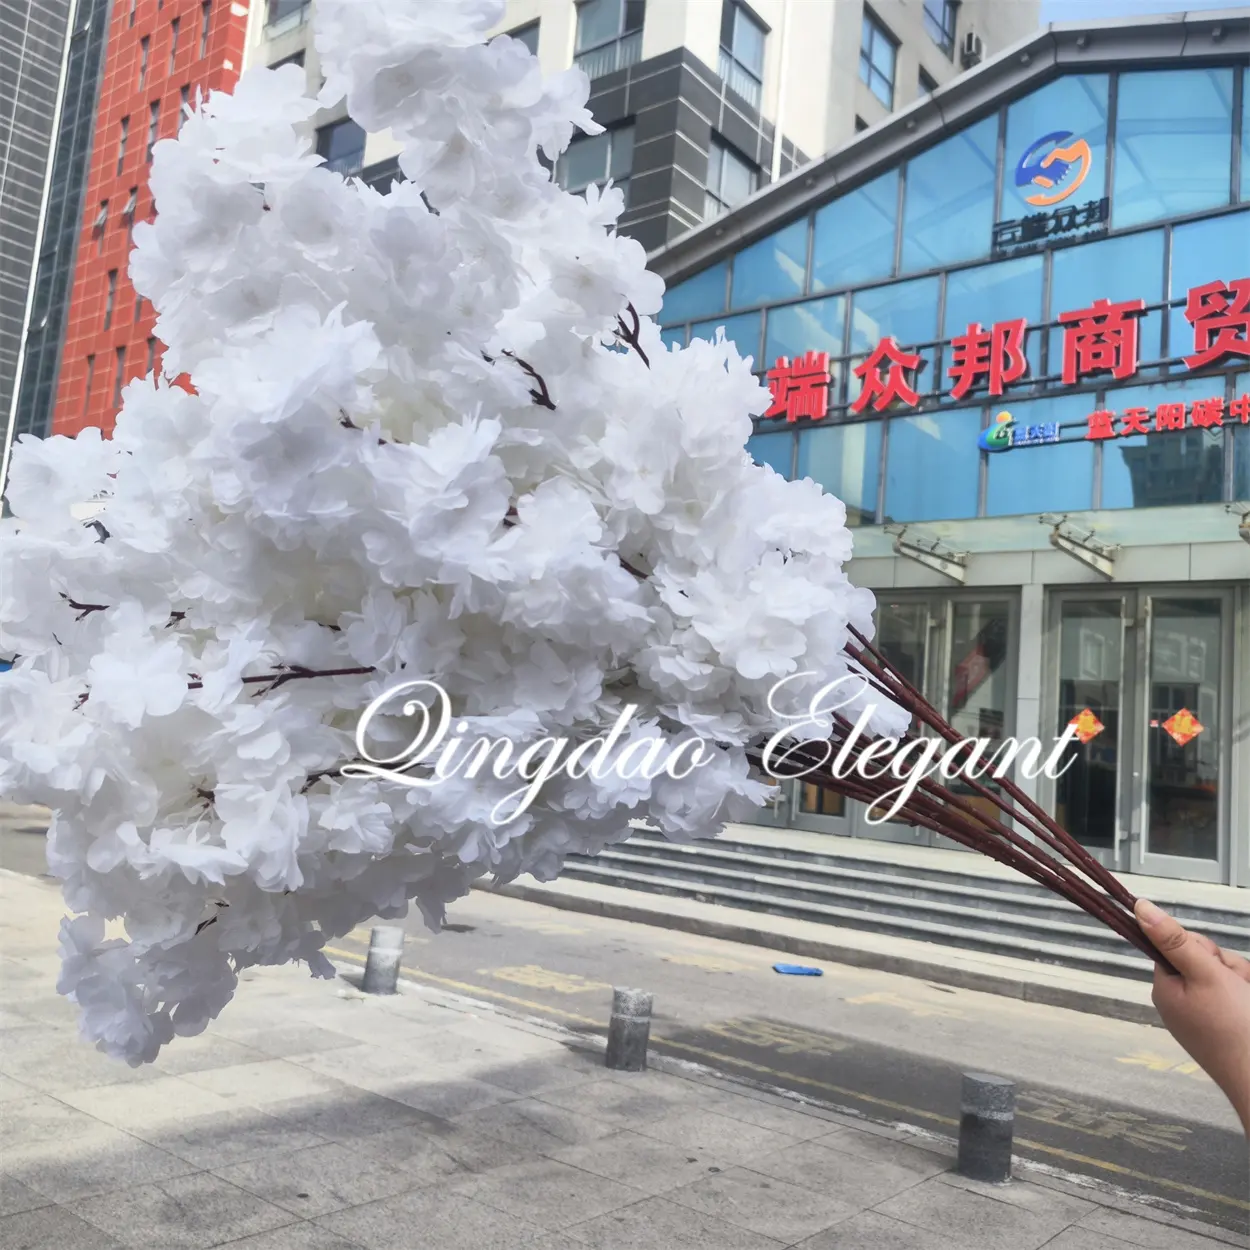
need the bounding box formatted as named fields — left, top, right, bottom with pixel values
left=660, top=262, right=727, bottom=325
left=1242, top=69, right=1250, bottom=203
left=747, top=430, right=795, bottom=477
left=883, top=407, right=981, bottom=522
left=1167, top=209, right=1250, bottom=364
left=1113, top=68, right=1235, bottom=230
left=795, top=421, right=882, bottom=526
left=689, top=311, right=762, bottom=366
left=942, top=254, right=1045, bottom=395
left=1100, top=377, right=1226, bottom=509
left=901, top=116, right=997, bottom=272
left=1233, top=370, right=1250, bottom=501
left=764, top=295, right=846, bottom=401
left=998, top=74, right=1109, bottom=225
left=947, top=601, right=1011, bottom=743
left=811, top=168, right=899, bottom=291
left=1049, top=230, right=1164, bottom=377
left=984, top=395, right=1095, bottom=516
left=849, top=276, right=939, bottom=406
left=730, top=220, right=807, bottom=310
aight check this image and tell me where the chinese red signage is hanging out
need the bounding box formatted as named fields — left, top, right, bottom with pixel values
left=760, top=274, right=1250, bottom=432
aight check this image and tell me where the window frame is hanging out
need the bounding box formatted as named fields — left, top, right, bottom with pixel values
left=200, top=1, right=211, bottom=57
left=169, top=16, right=180, bottom=73
left=705, top=134, right=760, bottom=220
left=555, top=122, right=635, bottom=197
left=719, top=1, right=767, bottom=108
left=859, top=8, right=898, bottom=109
left=508, top=20, right=539, bottom=55
left=923, top=0, right=957, bottom=59
left=137, top=35, right=149, bottom=88
left=315, top=117, right=368, bottom=176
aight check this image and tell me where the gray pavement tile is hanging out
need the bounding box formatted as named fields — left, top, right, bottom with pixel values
left=0, top=1094, right=113, bottom=1164
left=1040, top=1230, right=1159, bottom=1250
left=0, top=1204, right=126, bottom=1249
left=473, top=1055, right=603, bottom=1097
left=665, top=1165, right=859, bottom=1241
left=204, top=1226, right=365, bottom=1250
left=564, top=1194, right=785, bottom=1249
left=551, top=1128, right=730, bottom=1195
left=260, top=1090, right=443, bottom=1142
left=455, top=1096, right=617, bottom=1153
left=11, top=1125, right=197, bottom=1202
left=67, top=1172, right=297, bottom=1249
left=450, top=1158, right=645, bottom=1231
left=316, top=1186, right=552, bottom=1249
left=213, top=1141, right=417, bottom=1217
left=692, top=1091, right=844, bottom=1141
left=0, top=1073, right=35, bottom=1103
left=634, top=1107, right=801, bottom=1167
left=1078, top=1206, right=1237, bottom=1248
left=792, top=1209, right=955, bottom=1249
left=225, top=1026, right=362, bottom=1060
left=151, top=1034, right=272, bottom=1077
left=938, top=1172, right=1093, bottom=1220
left=181, top=1059, right=348, bottom=1108
left=0, top=1172, right=50, bottom=1217
left=1, top=1039, right=168, bottom=1094
left=747, top=1139, right=934, bottom=1207
left=377, top=1074, right=515, bottom=1119
left=142, top=1108, right=331, bottom=1168
left=815, top=1127, right=952, bottom=1179
left=539, top=1074, right=712, bottom=1129
left=873, top=1175, right=1085, bottom=1250
left=56, top=1075, right=239, bottom=1129
left=351, top=1123, right=474, bottom=1185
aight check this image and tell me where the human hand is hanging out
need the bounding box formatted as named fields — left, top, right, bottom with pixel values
left=1135, top=898, right=1250, bottom=1134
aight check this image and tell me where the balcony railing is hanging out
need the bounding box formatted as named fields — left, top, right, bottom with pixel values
left=574, top=30, right=642, bottom=81
left=265, top=0, right=310, bottom=37
left=719, top=49, right=762, bottom=109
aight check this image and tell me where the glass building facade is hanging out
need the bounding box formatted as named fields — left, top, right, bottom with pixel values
left=655, top=61, right=1250, bottom=888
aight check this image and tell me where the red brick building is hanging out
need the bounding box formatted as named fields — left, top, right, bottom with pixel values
left=51, top=0, right=249, bottom=439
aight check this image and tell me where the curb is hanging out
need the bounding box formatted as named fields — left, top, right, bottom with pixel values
left=479, top=880, right=1161, bottom=1028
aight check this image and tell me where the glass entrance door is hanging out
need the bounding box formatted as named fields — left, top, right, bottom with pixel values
left=1047, top=590, right=1230, bottom=882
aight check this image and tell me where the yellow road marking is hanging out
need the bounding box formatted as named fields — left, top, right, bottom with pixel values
left=482, top=965, right=611, bottom=994
left=846, top=991, right=964, bottom=1019
left=320, top=948, right=1250, bottom=1214
left=1116, top=1050, right=1207, bottom=1080
left=661, top=953, right=755, bottom=973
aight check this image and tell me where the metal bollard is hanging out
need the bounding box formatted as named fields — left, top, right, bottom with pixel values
left=957, top=1072, right=1016, bottom=1183
left=605, top=987, right=652, bottom=1071
left=361, top=926, right=405, bottom=995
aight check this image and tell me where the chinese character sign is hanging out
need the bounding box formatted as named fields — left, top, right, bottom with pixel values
left=764, top=352, right=832, bottom=423
left=1083, top=393, right=1250, bottom=441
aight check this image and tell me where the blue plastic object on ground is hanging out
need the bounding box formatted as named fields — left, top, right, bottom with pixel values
left=773, top=963, right=823, bottom=976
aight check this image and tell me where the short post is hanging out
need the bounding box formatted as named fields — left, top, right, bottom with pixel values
left=957, top=1072, right=1016, bottom=1183
left=361, top=926, right=404, bottom=995
left=605, top=987, right=652, bottom=1071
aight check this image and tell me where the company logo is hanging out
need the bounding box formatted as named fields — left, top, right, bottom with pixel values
left=1015, top=130, right=1093, bottom=207
left=978, top=410, right=1015, bottom=452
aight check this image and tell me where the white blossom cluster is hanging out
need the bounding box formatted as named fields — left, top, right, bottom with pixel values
left=0, top=0, right=902, bottom=1063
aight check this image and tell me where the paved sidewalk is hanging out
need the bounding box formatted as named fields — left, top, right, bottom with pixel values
left=1, top=868, right=1246, bottom=1249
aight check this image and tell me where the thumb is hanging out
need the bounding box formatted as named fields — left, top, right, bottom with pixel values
left=1136, top=898, right=1213, bottom=980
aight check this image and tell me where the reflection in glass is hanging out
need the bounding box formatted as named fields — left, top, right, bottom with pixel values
left=1055, top=600, right=1122, bottom=850
left=747, top=430, right=795, bottom=477
left=660, top=263, right=727, bottom=325
left=1167, top=210, right=1250, bottom=362
left=877, top=600, right=929, bottom=692
left=811, top=168, right=899, bottom=291
left=947, top=601, right=1010, bottom=744
left=902, top=116, right=997, bottom=272
left=689, top=311, right=762, bottom=366
left=984, top=393, right=1094, bottom=516
left=1100, top=377, right=1226, bottom=509
left=1243, top=69, right=1250, bottom=202
left=884, top=408, right=981, bottom=522
left=730, top=220, right=807, bottom=310
left=764, top=295, right=845, bottom=401
left=1146, top=599, right=1221, bottom=861
left=1114, top=69, right=1234, bottom=229
left=795, top=422, right=882, bottom=526
left=1049, top=231, right=1164, bottom=376
left=999, top=74, right=1109, bottom=223
left=850, top=275, right=939, bottom=353
left=800, top=783, right=845, bottom=818
left=1236, top=424, right=1250, bottom=501
left=942, top=255, right=1044, bottom=394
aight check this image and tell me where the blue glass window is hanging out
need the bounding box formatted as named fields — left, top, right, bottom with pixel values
left=901, top=116, right=997, bottom=272
left=1242, top=70, right=1250, bottom=203
left=942, top=255, right=1044, bottom=397
left=999, top=75, right=1108, bottom=224
left=660, top=326, right=687, bottom=350
left=747, top=430, right=796, bottom=477
left=763, top=295, right=846, bottom=403
left=1231, top=371, right=1250, bottom=501
left=1168, top=209, right=1250, bottom=366
left=1049, top=230, right=1164, bottom=380
left=1113, top=69, right=1234, bottom=229
left=848, top=276, right=939, bottom=407
left=689, top=311, right=762, bottom=366
left=796, top=422, right=882, bottom=527
left=730, top=220, right=808, bottom=310
left=660, top=263, right=727, bottom=325
left=984, top=395, right=1095, bottom=516
left=1099, top=377, right=1227, bottom=509
left=884, top=408, right=982, bottom=522
left=811, top=168, right=899, bottom=291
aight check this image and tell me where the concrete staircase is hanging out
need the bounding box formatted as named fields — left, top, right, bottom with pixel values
left=559, top=830, right=1250, bottom=981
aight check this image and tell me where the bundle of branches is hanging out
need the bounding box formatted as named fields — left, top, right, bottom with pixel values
left=749, top=626, right=1171, bottom=971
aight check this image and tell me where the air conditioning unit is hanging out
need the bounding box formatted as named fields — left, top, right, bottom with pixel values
left=960, top=30, right=984, bottom=68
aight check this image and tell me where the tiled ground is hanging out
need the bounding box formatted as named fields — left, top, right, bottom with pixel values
left=1, top=869, right=1245, bottom=1250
